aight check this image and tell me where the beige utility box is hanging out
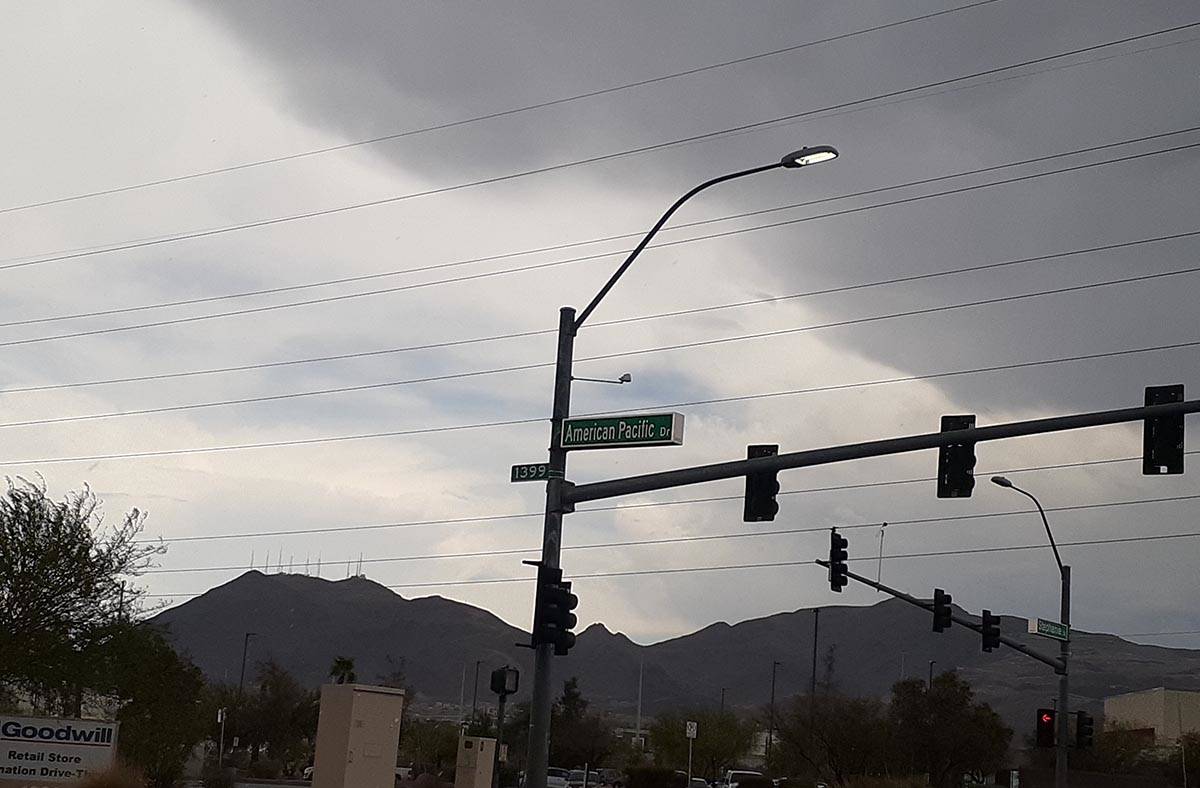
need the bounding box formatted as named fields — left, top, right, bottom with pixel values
left=312, top=683, right=405, bottom=788
left=454, top=735, right=496, bottom=788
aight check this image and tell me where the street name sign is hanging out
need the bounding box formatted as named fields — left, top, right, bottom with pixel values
left=0, top=714, right=118, bottom=786
left=560, top=412, right=684, bottom=450
left=511, top=463, right=562, bottom=483
left=1027, top=618, right=1069, bottom=642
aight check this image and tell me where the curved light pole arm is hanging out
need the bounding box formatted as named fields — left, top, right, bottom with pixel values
left=573, top=161, right=783, bottom=328
left=1011, top=484, right=1065, bottom=575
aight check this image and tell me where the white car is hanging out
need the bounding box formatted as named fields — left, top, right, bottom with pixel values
left=548, top=767, right=571, bottom=788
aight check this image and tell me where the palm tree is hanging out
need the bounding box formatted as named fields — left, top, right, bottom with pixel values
left=329, top=656, right=357, bottom=684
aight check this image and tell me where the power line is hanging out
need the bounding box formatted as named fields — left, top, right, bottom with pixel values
left=8, top=30, right=1193, bottom=278
left=6, top=135, right=1199, bottom=350
left=4, top=21, right=1196, bottom=275
left=0, top=1, right=1004, bottom=216
left=142, top=492, right=1200, bottom=574
left=4, top=263, right=1196, bottom=429
left=8, top=124, right=1197, bottom=332
left=5, top=229, right=1195, bottom=395
left=141, top=524, right=1200, bottom=598
left=135, top=450, right=1200, bottom=544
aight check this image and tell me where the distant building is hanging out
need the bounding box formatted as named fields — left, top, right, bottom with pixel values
left=1103, top=687, right=1200, bottom=745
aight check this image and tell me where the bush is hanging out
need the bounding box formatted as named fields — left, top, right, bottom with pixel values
left=73, top=766, right=145, bottom=788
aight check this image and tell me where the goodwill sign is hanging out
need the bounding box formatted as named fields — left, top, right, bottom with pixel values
left=0, top=715, right=118, bottom=787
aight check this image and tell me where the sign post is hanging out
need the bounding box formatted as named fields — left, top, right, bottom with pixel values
left=685, top=720, right=698, bottom=784
left=0, top=714, right=118, bottom=786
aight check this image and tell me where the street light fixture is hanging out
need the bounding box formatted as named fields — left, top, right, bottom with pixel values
left=571, top=372, right=633, bottom=385
left=781, top=145, right=839, bottom=167
left=525, top=147, right=840, bottom=788
left=990, top=476, right=1071, bottom=788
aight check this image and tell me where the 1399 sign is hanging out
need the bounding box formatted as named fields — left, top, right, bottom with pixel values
left=510, top=463, right=561, bottom=483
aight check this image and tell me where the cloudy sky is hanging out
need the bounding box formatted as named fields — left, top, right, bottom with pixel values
left=2, top=0, right=1198, bottom=649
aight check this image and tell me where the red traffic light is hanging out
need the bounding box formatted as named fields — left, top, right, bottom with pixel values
left=1041, top=713, right=1053, bottom=724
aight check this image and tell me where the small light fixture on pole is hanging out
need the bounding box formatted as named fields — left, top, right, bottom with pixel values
left=571, top=372, right=632, bottom=385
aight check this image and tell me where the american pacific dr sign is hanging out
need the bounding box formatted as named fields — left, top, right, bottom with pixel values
left=0, top=715, right=118, bottom=786
left=560, top=412, right=684, bottom=450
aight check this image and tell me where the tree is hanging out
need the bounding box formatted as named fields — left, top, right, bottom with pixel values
left=0, top=478, right=161, bottom=705
left=237, top=660, right=319, bottom=775
left=106, top=625, right=207, bottom=788
left=770, top=694, right=888, bottom=786
left=650, top=709, right=756, bottom=781
left=887, top=675, right=1011, bottom=788
left=400, top=718, right=460, bottom=775
left=329, top=655, right=357, bottom=684
left=551, top=677, right=616, bottom=769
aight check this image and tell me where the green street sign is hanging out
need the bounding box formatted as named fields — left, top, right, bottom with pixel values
left=511, top=463, right=562, bottom=483
left=560, top=412, right=684, bottom=450
left=1027, top=618, right=1069, bottom=642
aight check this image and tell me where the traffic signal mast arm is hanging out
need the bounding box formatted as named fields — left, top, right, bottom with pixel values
left=563, top=397, right=1198, bottom=506
left=814, top=558, right=1065, bottom=673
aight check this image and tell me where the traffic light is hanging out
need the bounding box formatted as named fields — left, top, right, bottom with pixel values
left=981, top=609, right=1001, bottom=652
left=490, top=666, right=520, bottom=696
left=1143, top=384, right=1185, bottom=475
left=529, top=563, right=579, bottom=655
left=937, top=415, right=977, bottom=498
left=1076, top=711, right=1095, bottom=749
left=1036, top=708, right=1057, bottom=748
left=932, top=588, right=953, bottom=632
left=744, top=444, right=781, bottom=522
left=828, top=529, right=849, bottom=592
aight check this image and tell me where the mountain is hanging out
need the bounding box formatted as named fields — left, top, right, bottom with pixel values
left=152, top=571, right=1200, bottom=731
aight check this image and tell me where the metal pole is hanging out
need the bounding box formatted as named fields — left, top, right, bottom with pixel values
left=767, top=661, right=780, bottom=762
left=526, top=306, right=576, bottom=788
left=928, top=660, right=935, bottom=688
left=217, top=705, right=225, bottom=767
left=1057, top=566, right=1071, bottom=788
left=687, top=739, right=694, bottom=784
left=234, top=632, right=255, bottom=736
left=810, top=609, right=819, bottom=738
left=1180, top=699, right=1189, bottom=788
left=493, top=692, right=507, bottom=788
left=635, top=656, right=644, bottom=747
left=720, top=688, right=727, bottom=714
left=567, top=399, right=1200, bottom=505
left=472, top=660, right=483, bottom=726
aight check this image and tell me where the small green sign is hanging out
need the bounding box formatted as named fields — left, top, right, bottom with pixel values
left=1027, top=618, right=1069, bottom=642
left=560, top=412, right=684, bottom=450
left=511, top=463, right=561, bottom=483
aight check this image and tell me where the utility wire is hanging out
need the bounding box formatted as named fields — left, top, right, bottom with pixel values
left=7, top=30, right=1193, bottom=277
left=4, top=264, right=1196, bottom=429
left=141, top=525, right=1200, bottom=597
left=3, top=21, right=1195, bottom=275
left=0, top=1, right=1004, bottom=216
left=142, top=492, right=1200, bottom=574
left=5, top=135, right=1199, bottom=351
left=5, top=229, right=1195, bottom=395
left=7, top=124, right=1197, bottom=332
left=135, top=450, right=1200, bottom=544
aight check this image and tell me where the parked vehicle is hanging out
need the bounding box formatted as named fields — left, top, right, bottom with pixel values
left=548, top=767, right=571, bottom=788
left=566, top=769, right=601, bottom=788
left=724, top=771, right=765, bottom=788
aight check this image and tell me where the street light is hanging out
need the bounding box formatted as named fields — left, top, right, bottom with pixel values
left=524, top=146, right=839, bottom=788
left=991, top=476, right=1070, bottom=788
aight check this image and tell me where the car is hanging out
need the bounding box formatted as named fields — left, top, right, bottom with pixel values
left=566, top=769, right=601, bottom=788
left=597, top=768, right=624, bottom=788
left=548, top=767, right=571, bottom=788
left=725, top=771, right=765, bottom=788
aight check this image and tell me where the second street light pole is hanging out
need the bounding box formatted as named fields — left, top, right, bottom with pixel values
left=523, top=147, right=840, bottom=788
left=992, top=476, right=1071, bottom=788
